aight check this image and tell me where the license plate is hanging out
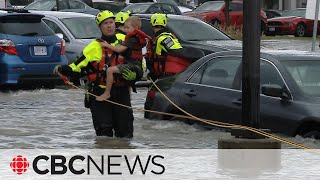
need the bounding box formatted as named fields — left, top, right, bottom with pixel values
left=269, top=27, right=275, bottom=32
left=34, top=46, right=47, bottom=56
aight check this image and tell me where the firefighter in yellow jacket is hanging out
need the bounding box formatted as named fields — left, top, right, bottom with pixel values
left=146, top=13, right=192, bottom=80
left=54, top=11, right=135, bottom=138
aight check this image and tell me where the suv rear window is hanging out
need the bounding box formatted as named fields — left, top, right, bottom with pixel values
left=0, top=15, right=54, bottom=36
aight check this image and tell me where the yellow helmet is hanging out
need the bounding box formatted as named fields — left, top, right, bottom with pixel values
left=96, top=10, right=115, bottom=26
left=115, top=11, right=131, bottom=24
left=150, top=13, right=167, bottom=27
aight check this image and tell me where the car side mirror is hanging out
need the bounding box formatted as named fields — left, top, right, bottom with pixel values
left=53, top=6, right=58, bottom=11
left=56, top=33, right=64, bottom=39
left=261, top=84, right=291, bottom=100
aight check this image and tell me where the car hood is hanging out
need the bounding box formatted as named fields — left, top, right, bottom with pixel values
left=184, top=11, right=210, bottom=16
left=72, top=39, right=95, bottom=45
left=189, top=40, right=243, bottom=50
left=268, top=16, right=303, bottom=22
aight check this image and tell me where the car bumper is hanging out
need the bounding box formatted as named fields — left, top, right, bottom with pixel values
left=0, top=54, right=68, bottom=86
left=266, top=25, right=295, bottom=35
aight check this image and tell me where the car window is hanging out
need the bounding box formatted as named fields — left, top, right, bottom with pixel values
left=130, top=0, right=153, bottom=3
left=43, top=19, right=70, bottom=42
left=55, top=0, right=69, bottom=10
left=122, top=4, right=150, bottom=13
left=229, top=3, right=242, bottom=11
left=61, top=17, right=101, bottom=39
left=282, top=60, right=320, bottom=97
left=141, top=19, right=155, bottom=38
left=168, top=18, right=230, bottom=41
left=69, top=0, right=85, bottom=9
left=25, top=1, right=55, bottom=10
left=188, top=63, right=206, bottom=84
left=148, top=4, right=162, bottom=13
left=161, top=4, right=176, bottom=14
left=188, top=57, right=241, bottom=89
left=260, top=60, right=285, bottom=89
left=0, top=16, right=54, bottom=36
left=193, top=1, right=224, bottom=12
left=93, top=2, right=125, bottom=13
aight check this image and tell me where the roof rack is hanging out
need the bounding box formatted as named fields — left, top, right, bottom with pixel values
left=0, top=8, right=29, bottom=13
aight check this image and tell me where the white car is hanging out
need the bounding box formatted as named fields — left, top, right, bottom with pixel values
left=32, top=11, right=101, bottom=63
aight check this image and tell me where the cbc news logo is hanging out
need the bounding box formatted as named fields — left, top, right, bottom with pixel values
left=8, top=154, right=165, bottom=176
left=10, top=155, right=30, bottom=175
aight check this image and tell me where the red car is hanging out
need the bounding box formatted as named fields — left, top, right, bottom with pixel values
left=266, top=8, right=320, bottom=37
left=184, top=1, right=267, bottom=31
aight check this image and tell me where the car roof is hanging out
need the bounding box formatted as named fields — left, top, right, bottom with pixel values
left=29, top=10, right=96, bottom=18
left=128, top=2, right=175, bottom=5
left=204, top=50, right=320, bottom=61
left=93, top=0, right=126, bottom=4
left=0, top=10, right=44, bottom=18
left=136, top=13, right=197, bottom=21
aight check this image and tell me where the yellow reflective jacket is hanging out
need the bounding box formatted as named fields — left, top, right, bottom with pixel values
left=69, top=38, right=121, bottom=73
left=155, top=32, right=182, bottom=56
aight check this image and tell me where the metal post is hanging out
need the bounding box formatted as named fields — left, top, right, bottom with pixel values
left=312, top=0, right=320, bottom=51
left=225, top=0, right=230, bottom=27
left=242, top=0, right=261, bottom=128
left=56, top=0, right=60, bottom=11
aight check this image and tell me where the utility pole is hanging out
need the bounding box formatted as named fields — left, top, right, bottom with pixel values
left=312, top=0, right=320, bottom=51
left=219, top=0, right=281, bottom=149
left=230, top=0, right=262, bottom=138
left=242, top=0, right=261, bottom=129
left=225, top=0, right=230, bottom=27
left=56, top=0, right=60, bottom=11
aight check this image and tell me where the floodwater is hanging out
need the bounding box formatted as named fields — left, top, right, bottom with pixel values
left=0, top=39, right=319, bottom=149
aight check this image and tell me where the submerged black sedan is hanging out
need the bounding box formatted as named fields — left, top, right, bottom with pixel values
left=145, top=50, right=320, bottom=139
left=137, top=14, right=242, bottom=56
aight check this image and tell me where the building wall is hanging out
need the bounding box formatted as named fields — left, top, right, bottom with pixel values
left=262, top=0, right=307, bottom=10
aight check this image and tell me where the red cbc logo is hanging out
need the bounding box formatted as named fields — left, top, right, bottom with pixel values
left=10, top=155, right=30, bottom=175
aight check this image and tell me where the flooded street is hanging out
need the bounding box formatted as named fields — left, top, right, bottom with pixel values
left=0, top=87, right=319, bottom=149
left=0, top=39, right=320, bottom=149
left=0, top=88, right=232, bottom=149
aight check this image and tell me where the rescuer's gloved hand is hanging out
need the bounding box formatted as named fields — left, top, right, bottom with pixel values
left=53, top=65, right=61, bottom=75
left=122, top=68, right=136, bottom=81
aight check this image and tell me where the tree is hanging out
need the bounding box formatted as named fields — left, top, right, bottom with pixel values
left=225, top=0, right=230, bottom=27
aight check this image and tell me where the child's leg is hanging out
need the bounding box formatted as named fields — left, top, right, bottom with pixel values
left=96, top=66, right=121, bottom=101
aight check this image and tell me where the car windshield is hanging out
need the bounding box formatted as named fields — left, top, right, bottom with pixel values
left=168, top=18, right=230, bottom=41
left=157, top=0, right=178, bottom=6
left=0, top=16, right=54, bottom=36
left=282, top=60, right=320, bottom=97
left=193, top=1, right=224, bottom=12
left=61, top=17, right=101, bottom=39
left=282, top=9, right=306, bottom=17
left=122, top=4, right=150, bottom=13
left=25, top=1, right=54, bottom=10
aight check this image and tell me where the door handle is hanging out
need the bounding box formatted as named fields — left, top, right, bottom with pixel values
left=232, top=98, right=242, bottom=106
left=185, top=90, right=197, bottom=97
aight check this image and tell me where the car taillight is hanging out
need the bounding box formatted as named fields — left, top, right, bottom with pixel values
left=147, top=89, right=156, bottom=99
left=60, top=39, right=65, bottom=55
left=0, top=39, right=17, bottom=55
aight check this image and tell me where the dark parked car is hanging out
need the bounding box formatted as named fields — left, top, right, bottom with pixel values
left=266, top=8, right=320, bottom=37
left=92, top=0, right=127, bottom=14
left=0, top=10, right=68, bottom=88
left=24, top=0, right=100, bottom=15
left=145, top=50, right=320, bottom=139
left=122, top=2, right=182, bottom=15
left=138, top=14, right=242, bottom=56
